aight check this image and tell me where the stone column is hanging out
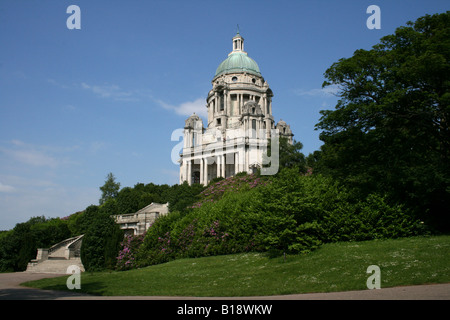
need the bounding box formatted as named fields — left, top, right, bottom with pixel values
left=221, top=154, right=226, bottom=178
left=224, top=90, right=228, bottom=114
left=204, top=157, right=208, bottom=185
left=246, top=146, right=249, bottom=173
left=216, top=155, right=221, bottom=178
left=263, top=94, right=267, bottom=115
left=179, top=162, right=183, bottom=184
left=183, top=159, right=188, bottom=184
left=187, top=160, right=192, bottom=185
left=239, top=94, right=242, bottom=114
left=214, top=92, right=218, bottom=114
left=199, top=158, right=203, bottom=185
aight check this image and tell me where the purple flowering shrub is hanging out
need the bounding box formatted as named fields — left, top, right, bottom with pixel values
left=119, top=168, right=425, bottom=269
left=134, top=184, right=266, bottom=267
left=116, top=233, right=146, bottom=270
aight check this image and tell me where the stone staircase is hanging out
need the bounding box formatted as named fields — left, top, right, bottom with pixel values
left=26, top=235, right=85, bottom=274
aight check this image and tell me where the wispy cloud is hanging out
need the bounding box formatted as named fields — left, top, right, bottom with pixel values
left=0, top=140, right=76, bottom=168
left=50, top=78, right=206, bottom=117
left=0, top=182, right=16, bottom=193
left=157, top=97, right=207, bottom=118
left=81, top=82, right=139, bottom=101
left=294, top=85, right=340, bottom=97
left=1, top=146, right=58, bottom=168
left=47, top=78, right=69, bottom=89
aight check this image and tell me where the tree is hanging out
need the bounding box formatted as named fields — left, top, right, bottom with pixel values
left=263, top=136, right=306, bottom=174
left=99, top=172, right=120, bottom=205
left=316, top=12, right=450, bottom=230
left=79, top=205, right=123, bottom=271
left=116, top=187, right=141, bottom=214
left=166, top=182, right=205, bottom=213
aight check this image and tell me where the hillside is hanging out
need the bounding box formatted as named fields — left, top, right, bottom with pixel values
left=23, top=235, right=450, bottom=297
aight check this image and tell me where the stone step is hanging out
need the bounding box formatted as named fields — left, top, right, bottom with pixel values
left=26, top=258, right=85, bottom=274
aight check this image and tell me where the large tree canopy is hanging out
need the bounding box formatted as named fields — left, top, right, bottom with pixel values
left=316, top=12, right=450, bottom=230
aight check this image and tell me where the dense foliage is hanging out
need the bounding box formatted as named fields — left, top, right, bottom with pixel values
left=131, top=169, right=425, bottom=267
left=315, top=12, right=450, bottom=231
left=78, top=205, right=123, bottom=271
left=0, top=217, right=71, bottom=272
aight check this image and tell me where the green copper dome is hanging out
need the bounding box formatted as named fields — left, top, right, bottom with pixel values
left=214, top=52, right=261, bottom=78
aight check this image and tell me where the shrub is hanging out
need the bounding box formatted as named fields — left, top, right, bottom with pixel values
left=116, top=233, right=146, bottom=270
left=132, top=168, right=427, bottom=268
left=80, top=205, right=123, bottom=272
left=320, top=193, right=427, bottom=242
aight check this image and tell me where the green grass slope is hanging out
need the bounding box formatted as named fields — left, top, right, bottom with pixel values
left=23, top=235, right=450, bottom=297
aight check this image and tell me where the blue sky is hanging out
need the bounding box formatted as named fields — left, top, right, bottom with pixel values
left=0, top=0, right=448, bottom=230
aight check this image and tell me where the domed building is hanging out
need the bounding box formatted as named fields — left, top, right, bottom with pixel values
left=180, top=30, right=293, bottom=185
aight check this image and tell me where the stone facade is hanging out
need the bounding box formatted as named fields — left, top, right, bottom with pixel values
left=114, top=202, right=169, bottom=236
left=26, top=235, right=85, bottom=273
left=180, top=31, right=293, bottom=185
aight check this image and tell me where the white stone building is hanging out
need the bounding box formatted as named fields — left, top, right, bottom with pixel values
left=180, top=31, right=293, bottom=185
left=114, top=202, right=169, bottom=236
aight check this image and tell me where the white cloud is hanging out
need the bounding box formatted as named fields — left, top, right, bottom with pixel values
left=89, top=141, right=107, bottom=153
left=47, top=78, right=69, bottom=89
left=0, top=182, right=15, bottom=193
left=62, top=104, right=77, bottom=111
left=81, top=82, right=138, bottom=101
left=294, top=85, right=340, bottom=97
left=0, top=140, right=77, bottom=168
left=157, top=97, right=207, bottom=118
left=1, top=146, right=59, bottom=168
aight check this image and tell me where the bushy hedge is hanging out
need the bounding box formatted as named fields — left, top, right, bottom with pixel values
left=130, top=169, right=426, bottom=268
left=80, top=205, right=124, bottom=272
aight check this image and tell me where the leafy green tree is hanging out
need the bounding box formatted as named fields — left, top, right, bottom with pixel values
left=316, top=12, right=450, bottom=230
left=98, top=198, right=118, bottom=216
left=116, top=187, right=141, bottom=214
left=165, top=182, right=205, bottom=213
left=263, top=136, right=306, bottom=174
left=99, top=172, right=121, bottom=205
left=80, top=205, right=123, bottom=271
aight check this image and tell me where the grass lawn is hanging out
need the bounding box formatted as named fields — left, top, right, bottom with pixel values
left=22, top=235, right=450, bottom=297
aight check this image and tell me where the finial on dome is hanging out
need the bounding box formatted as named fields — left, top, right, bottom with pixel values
left=232, top=26, right=244, bottom=52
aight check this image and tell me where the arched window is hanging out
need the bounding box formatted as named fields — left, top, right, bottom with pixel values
left=252, top=119, right=256, bottom=138
left=219, top=92, right=224, bottom=111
